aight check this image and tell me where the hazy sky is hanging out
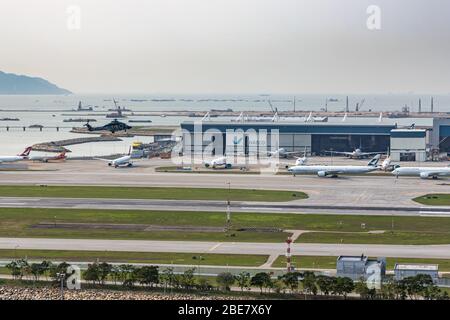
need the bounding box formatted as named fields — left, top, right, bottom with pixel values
left=1, top=0, right=450, bottom=94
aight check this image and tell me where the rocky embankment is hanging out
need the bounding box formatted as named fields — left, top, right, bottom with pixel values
left=0, top=286, right=248, bottom=300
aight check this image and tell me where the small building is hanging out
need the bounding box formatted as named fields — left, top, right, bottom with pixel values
left=336, top=255, right=386, bottom=288
left=394, top=264, right=439, bottom=282
left=390, top=129, right=427, bottom=162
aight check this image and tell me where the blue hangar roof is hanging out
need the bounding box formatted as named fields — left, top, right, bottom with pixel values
left=181, top=121, right=397, bottom=135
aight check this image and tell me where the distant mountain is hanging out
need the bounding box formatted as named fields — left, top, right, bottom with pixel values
left=0, top=71, right=72, bottom=95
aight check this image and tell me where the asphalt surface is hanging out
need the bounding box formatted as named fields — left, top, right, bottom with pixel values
left=1, top=197, right=450, bottom=216
left=0, top=160, right=449, bottom=208
left=2, top=237, right=450, bottom=259
left=1, top=160, right=449, bottom=260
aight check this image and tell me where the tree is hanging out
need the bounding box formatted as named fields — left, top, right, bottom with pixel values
left=161, top=267, right=177, bottom=291
left=180, top=268, right=196, bottom=290
left=30, top=263, right=46, bottom=281
left=49, top=262, right=71, bottom=287
left=251, top=272, right=272, bottom=294
left=40, top=260, right=53, bottom=281
left=97, top=262, right=112, bottom=285
left=235, top=272, right=251, bottom=292
left=379, top=277, right=396, bottom=300
left=316, top=275, right=334, bottom=295
left=117, top=264, right=136, bottom=287
left=301, top=271, right=318, bottom=296
left=401, top=274, right=434, bottom=299
left=335, top=277, right=355, bottom=299
left=354, top=278, right=370, bottom=299
left=216, top=272, right=235, bottom=291
left=84, top=263, right=101, bottom=285
left=279, top=272, right=299, bottom=293
left=135, top=266, right=159, bottom=288
left=6, top=259, right=29, bottom=280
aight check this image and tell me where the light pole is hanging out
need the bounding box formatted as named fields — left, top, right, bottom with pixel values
left=226, top=182, right=231, bottom=232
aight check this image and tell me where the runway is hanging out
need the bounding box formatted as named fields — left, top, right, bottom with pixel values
left=0, top=160, right=449, bottom=208
left=1, top=237, right=450, bottom=259
left=1, top=197, right=450, bottom=216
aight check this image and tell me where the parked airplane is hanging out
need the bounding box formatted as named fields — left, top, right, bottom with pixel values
left=95, top=154, right=133, bottom=168
left=326, top=148, right=385, bottom=159
left=288, top=154, right=381, bottom=177
left=294, top=155, right=307, bottom=166
left=380, top=155, right=392, bottom=171
left=204, top=156, right=232, bottom=169
left=294, top=147, right=308, bottom=166
left=268, top=148, right=299, bottom=158
left=392, top=166, right=450, bottom=179
left=28, top=152, right=67, bottom=163
left=0, top=147, right=31, bottom=164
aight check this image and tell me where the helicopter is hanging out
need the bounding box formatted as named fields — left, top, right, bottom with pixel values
left=84, top=119, right=132, bottom=133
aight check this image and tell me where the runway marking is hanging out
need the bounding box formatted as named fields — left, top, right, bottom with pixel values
left=0, top=203, right=26, bottom=205
left=240, top=207, right=284, bottom=211
left=208, top=243, right=222, bottom=252
left=419, top=211, right=450, bottom=215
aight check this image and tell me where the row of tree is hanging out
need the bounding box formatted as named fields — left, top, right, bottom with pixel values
left=5, top=259, right=449, bottom=299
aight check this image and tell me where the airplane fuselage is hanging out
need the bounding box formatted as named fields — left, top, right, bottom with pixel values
left=109, top=155, right=132, bottom=168
left=392, top=167, right=450, bottom=179
left=288, top=165, right=378, bottom=177
left=0, top=156, right=26, bottom=163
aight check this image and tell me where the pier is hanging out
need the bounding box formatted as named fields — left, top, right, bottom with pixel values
left=32, top=136, right=122, bottom=153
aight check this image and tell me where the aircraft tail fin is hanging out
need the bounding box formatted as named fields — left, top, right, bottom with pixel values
left=367, top=154, right=381, bottom=167
left=84, top=122, right=93, bottom=131
left=18, top=146, right=32, bottom=157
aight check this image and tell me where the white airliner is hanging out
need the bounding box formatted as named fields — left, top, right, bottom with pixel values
left=28, top=152, right=67, bottom=163
left=294, top=147, right=308, bottom=166
left=97, top=155, right=133, bottom=168
left=380, top=155, right=392, bottom=171
left=0, top=147, right=32, bottom=164
left=204, top=156, right=232, bottom=169
left=268, top=148, right=299, bottom=158
left=326, top=148, right=386, bottom=159
left=294, top=155, right=307, bottom=166
left=392, top=166, right=450, bottom=179
left=288, top=154, right=381, bottom=177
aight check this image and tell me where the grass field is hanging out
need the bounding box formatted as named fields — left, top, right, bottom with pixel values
left=272, top=255, right=450, bottom=271
left=0, top=208, right=450, bottom=243
left=0, top=185, right=307, bottom=202
left=413, top=194, right=450, bottom=206
left=0, top=249, right=268, bottom=267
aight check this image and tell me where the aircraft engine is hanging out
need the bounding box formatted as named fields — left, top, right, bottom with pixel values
left=419, top=172, right=429, bottom=179
left=317, top=171, right=327, bottom=177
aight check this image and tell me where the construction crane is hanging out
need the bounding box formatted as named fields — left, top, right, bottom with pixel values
left=355, top=98, right=365, bottom=112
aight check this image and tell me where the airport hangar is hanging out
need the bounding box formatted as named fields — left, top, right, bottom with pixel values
left=180, top=118, right=450, bottom=162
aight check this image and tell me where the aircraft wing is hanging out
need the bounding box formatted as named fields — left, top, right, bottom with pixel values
left=93, top=157, right=113, bottom=162
left=361, top=152, right=386, bottom=156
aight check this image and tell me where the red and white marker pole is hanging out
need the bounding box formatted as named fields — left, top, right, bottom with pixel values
left=286, top=236, right=293, bottom=272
